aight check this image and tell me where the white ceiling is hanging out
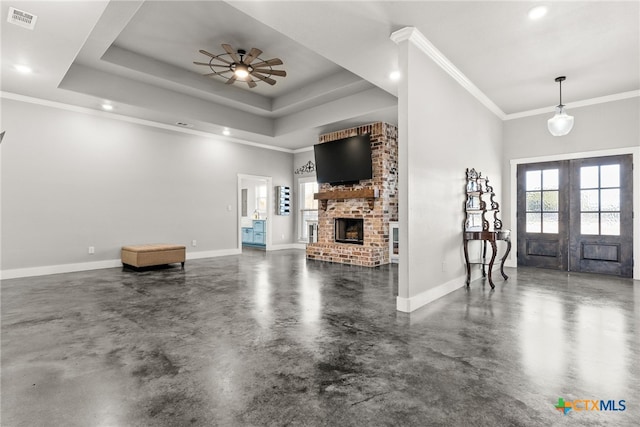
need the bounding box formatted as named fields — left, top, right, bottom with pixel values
left=1, top=1, right=638, bottom=151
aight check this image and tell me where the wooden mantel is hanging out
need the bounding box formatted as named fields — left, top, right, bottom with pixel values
left=314, top=188, right=379, bottom=210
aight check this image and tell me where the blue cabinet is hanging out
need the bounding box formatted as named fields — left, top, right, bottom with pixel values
left=242, top=220, right=266, bottom=247
left=242, top=227, right=254, bottom=243
left=253, top=232, right=265, bottom=244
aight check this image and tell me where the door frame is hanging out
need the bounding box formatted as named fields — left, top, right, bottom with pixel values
left=237, top=174, right=273, bottom=251
left=509, top=146, right=640, bottom=279
left=516, top=161, right=570, bottom=271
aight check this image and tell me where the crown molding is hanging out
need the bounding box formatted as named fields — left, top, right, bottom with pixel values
left=293, top=145, right=314, bottom=154
left=0, top=91, right=295, bottom=154
left=390, top=27, right=506, bottom=120
left=504, top=90, right=640, bottom=120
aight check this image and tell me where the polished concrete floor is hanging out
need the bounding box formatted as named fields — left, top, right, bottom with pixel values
left=2, top=249, right=639, bottom=426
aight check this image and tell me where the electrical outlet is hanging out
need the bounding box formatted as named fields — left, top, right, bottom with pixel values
left=441, top=261, right=446, bottom=272
left=227, top=205, right=232, bottom=211
left=88, top=246, right=95, bottom=254
left=191, top=240, right=197, bottom=247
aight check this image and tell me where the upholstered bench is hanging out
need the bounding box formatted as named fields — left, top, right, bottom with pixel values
left=121, top=244, right=186, bottom=269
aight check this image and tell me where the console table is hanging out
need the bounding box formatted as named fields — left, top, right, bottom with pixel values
left=463, top=230, right=511, bottom=288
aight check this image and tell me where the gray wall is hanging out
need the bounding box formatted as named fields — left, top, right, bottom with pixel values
left=1, top=98, right=294, bottom=272
left=397, top=39, right=503, bottom=309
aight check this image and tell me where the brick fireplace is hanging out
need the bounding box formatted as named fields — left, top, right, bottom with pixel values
left=306, top=122, right=398, bottom=267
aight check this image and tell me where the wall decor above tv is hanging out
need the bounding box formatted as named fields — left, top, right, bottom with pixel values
left=313, top=133, right=373, bottom=185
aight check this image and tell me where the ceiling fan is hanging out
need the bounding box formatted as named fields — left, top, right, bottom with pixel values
left=194, top=44, right=286, bottom=88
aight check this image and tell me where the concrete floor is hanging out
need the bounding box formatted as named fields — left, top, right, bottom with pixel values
left=1, top=249, right=639, bottom=426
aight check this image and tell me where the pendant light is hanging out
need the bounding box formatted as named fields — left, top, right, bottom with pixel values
left=547, top=76, right=574, bottom=136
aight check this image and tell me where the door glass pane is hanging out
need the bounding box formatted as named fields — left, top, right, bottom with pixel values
left=581, top=213, right=599, bottom=235
left=542, top=213, right=559, bottom=233
left=600, top=164, right=620, bottom=188
left=542, top=191, right=558, bottom=211
left=580, top=166, right=599, bottom=189
left=580, top=190, right=599, bottom=211
left=542, top=169, right=559, bottom=190
left=601, top=213, right=620, bottom=236
left=526, top=192, right=541, bottom=211
left=600, top=189, right=620, bottom=211
left=526, top=213, right=541, bottom=233
left=526, top=170, right=541, bottom=191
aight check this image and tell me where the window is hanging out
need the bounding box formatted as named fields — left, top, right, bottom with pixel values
left=525, top=168, right=559, bottom=233
left=298, top=178, right=318, bottom=242
left=580, top=164, right=620, bottom=236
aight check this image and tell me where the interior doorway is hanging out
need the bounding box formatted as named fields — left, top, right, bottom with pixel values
left=238, top=174, right=272, bottom=251
left=517, top=154, right=633, bottom=277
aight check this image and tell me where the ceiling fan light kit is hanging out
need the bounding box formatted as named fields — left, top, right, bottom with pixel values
left=194, top=44, right=286, bottom=88
left=547, top=76, right=574, bottom=137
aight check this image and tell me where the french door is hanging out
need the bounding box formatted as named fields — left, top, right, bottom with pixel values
left=517, top=155, right=633, bottom=277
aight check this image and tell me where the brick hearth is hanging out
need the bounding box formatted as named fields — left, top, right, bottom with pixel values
left=306, top=122, right=398, bottom=267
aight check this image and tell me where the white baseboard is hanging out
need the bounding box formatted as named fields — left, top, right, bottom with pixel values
left=267, top=243, right=306, bottom=251
left=187, top=248, right=241, bottom=259
left=396, top=270, right=483, bottom=313
left=0, top=248, right=243, bottom=280
left=0, top=259, right=122, bottom=280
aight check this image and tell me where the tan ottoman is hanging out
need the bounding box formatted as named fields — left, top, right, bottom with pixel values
left=121, top=244, right=186, bottom=269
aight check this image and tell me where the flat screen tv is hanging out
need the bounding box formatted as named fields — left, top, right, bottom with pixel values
left=314, top=133, right=373, bottom=185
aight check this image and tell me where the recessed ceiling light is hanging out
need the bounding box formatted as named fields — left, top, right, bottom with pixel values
left=528, top=5, right=548, bottom=20
left=101, top=103, right=113, bottom=111
left=389, top=70, right=401, bottom=81
left=222, top=128, right=231, bottom=136
left=14, top=64, right=32, bottom=74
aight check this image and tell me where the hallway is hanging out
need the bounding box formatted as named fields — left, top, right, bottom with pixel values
left=2, top=250, right=638, bottom=426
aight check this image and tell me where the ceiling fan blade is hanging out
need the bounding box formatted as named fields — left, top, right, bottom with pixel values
left=251, top=72, right=277, bottom=86
left=250, top=58, right=283, bottom=68
left=254, top=69, right=286, bottom=77
left=204, top=70, right=232, bottom=77
left=222, top=44, right=241, bottom=63
left=243, top=48, right=262, bottom=64
left=194, top=61, right=229, bottom=67
left=199, top=50, right=232, bottom=64
left=246, top=79, right=257, bottom=88
left=199, top=49, right=216, bottom=58
left=226, top=75, right=237, bottom=85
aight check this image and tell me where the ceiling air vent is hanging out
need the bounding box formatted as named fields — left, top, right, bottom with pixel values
left=7, top=7, right=37, bottom=30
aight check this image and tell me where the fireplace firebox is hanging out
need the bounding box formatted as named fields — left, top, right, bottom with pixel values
left=335, top=218, right=364, bottom=245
